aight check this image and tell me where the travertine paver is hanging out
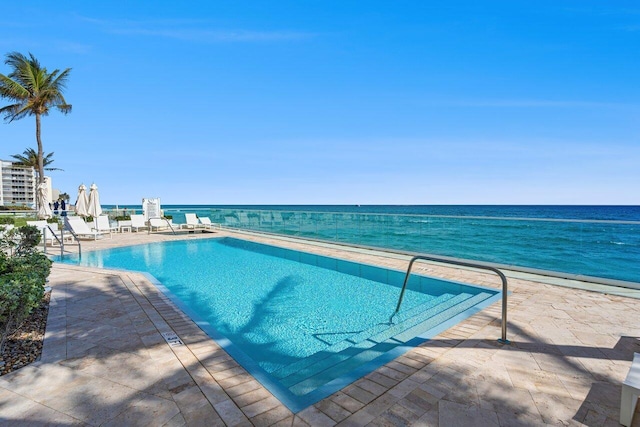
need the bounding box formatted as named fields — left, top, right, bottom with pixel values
left=0, top=229, right=638, bottom=426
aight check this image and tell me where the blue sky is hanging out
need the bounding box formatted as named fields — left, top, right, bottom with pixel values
left=0, top=1, right=638, bottom=205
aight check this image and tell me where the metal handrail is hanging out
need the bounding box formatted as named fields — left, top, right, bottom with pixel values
left=147, top=217, right=176, bottom=235
left=392, top=255, right=510, bottom=344
left=163, top=218, right=176, bottom=235
left=63, top=218, right=82, bottom=259
left=42, top=225, right=64, bottom=257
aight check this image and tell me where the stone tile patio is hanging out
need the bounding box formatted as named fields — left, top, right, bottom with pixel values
left=0, top=229, right=638, bottom=426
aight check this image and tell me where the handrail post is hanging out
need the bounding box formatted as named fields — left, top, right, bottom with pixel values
left=499, top=275, right=508, bottom=344
left=393, top=257, right=418, bottom=314
left=44, top=224, right=64, bottom=257
left=63, top=217, right=82, bottom=259
left=164, top=218, right=176, bottom=235
left=392, top=255, right=510, bottom=345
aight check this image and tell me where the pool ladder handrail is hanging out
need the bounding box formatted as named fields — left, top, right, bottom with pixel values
left=147, top=217, right=177, bottom=235
left=392, top=255, right=509, bottom=344
left=63, top=225, right=82, bottom=259
left=43, top=222, right=82, bottom=259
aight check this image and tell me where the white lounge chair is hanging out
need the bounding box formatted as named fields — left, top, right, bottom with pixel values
left=149, top=217, right=173, bottom=232
left=199, top=217, right=215, bottom=230
left=65, top=217, right=110, bottom=240
left=181, top=213, right=204, bottom=230
left=92, top=215, right=115, bottom=238
left=130, top=214, right=148, bottom=232
left=26, top=220, right=47, bottom=230
left=26, top=220, right=72, bottom=245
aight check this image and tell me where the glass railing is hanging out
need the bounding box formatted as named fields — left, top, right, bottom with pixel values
left=158, top=208, right=640, bottom=285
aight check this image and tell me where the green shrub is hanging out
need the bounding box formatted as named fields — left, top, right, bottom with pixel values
left=164, top=215, right=173, bottom=220
left=14, top=226, right=41, bottom=255
left=0, top=240, right=50, bottom=352
left=0, top=225, right=42, bottom=261
left=0, top=251, right=10, bottom=274
left=114, top=215, right=131, bottom=221
left=0, top=217, right=14, bottom=225
left=0, top=270, right=46, bottom=352
left=11, top=252, right=51, bottom=278
left=0, top=205, right=33, bottom=211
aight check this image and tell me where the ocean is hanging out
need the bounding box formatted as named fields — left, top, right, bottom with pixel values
left=103, top=205, right=640, bottom=284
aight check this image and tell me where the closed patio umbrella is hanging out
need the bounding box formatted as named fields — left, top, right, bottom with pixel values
left=87, top=183, right=102, bottom=218
left=75, top=184, right=89, bottom=217
left=36, top=183, right=52, bottom=219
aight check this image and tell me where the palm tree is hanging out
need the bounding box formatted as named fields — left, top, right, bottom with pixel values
left=0, top=52, right=71, bottom=184
left=10, top=147, right=63, bottom=182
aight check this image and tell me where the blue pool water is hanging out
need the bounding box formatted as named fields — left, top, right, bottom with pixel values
left=57, top=237, right=500, bottom=411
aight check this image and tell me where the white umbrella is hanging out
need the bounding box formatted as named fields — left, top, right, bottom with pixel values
left=75, top=184, right=89, bottom=217
left=36, top=183, right=52, bottom=219
left=87, top=183, right=102, bottom=218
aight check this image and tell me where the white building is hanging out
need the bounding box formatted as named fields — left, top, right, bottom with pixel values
left=0, top=160, right=37, bottom=207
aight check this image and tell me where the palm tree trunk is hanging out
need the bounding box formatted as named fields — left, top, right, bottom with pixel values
left=35, top=113, right=44, bottom=184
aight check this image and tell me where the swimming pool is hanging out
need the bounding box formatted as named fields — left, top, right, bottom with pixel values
left=57, top=237, right=500, bottom=411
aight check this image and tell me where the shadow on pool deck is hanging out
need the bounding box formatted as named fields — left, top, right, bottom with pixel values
left=0, top=254, right=638, bottom=425
left=422, top=332, right=640, bottom=425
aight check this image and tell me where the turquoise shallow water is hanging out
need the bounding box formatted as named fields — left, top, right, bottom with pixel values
left=103, top=205, right=640, bottom=283
left=57, top=237, right=498, bottom=409
left=223, top=205, right=640, bottom=221
left=102, top=205, right=635, bottom=284
left=106, top=204, right=640, bottom=221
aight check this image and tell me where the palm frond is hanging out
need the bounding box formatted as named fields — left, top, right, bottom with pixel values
left=4, top=52, right=28, bottom=75
left=0, top=103, right=30, bottom=122
left=1, top=52, right=72, bottom=181
left=0, top=74, right=30, bottom=100
left=10, top=148, right=62, bottom=171
left=50, top=68, right=71, bottom=90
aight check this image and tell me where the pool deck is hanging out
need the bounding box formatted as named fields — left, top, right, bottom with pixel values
left=0, top=228, right=639, bottom=426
